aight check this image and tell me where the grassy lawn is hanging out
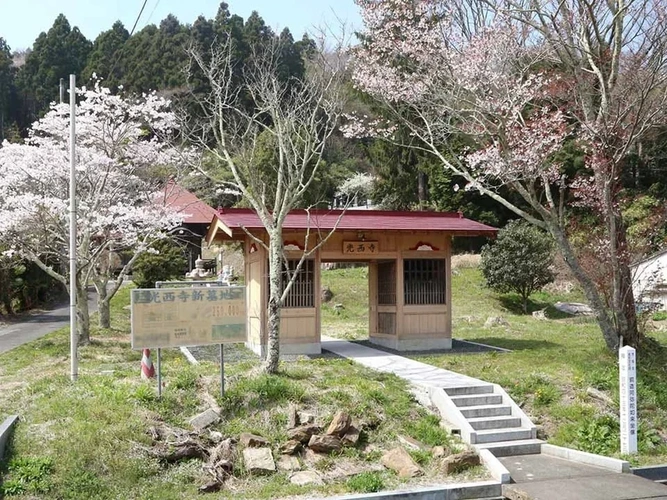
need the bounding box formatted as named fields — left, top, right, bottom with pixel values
left=0, top=287, right=485, bottom=499
left=320, top=263, right=667, bottom=466
left=321, top=266, right=369, bottom=340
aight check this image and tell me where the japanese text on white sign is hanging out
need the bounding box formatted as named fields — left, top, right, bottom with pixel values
left=131, top=286, right=247, bottom=349
left=619, top=345, right=638, bottom=454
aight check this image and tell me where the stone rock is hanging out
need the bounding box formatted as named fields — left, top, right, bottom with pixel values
left=240, top=432, right=269, bottom=448
left=484, top=316, right=510, bottom=328
left=199, top=481, right=222, bottom=493
left=432, top=445, right=449, bottom=458
left=554, top=301, right=593, bottom=316
left=303, top=448, right=327, bottom=466
left=287, top=424, right=321, bottom=444
left=308, top=434, right=342, bottom=453
left=279, top=439, right=302, bottom=455
left=297, top=411, right=316, bottom=425
left=326, top=411, right=352, bottom=436
left=188, top=408, right=220, bottom=431
left=209, top=431, right=224, bottom=443
left=288, top=404, right=299, bottom=429
left=381, top=447, right=423, bottom=478
left=277, top=454, right=301, bottom=472
left=532, top=309, right=547, bottom=320
left=341, top=423, right=361, bottom=447
left=586, top=387, right=614, bottom=406
left=290, top=470, right=324, bottom=486
left=441, top=450, right=480, bottom=475
left=397, top=434, right=427, bottom=451
left=243, top=447, right=275, bottom=475
left=321, top=287, right=334, bottom=303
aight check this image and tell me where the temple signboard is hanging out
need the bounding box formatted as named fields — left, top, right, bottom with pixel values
left=343, top=240, right=379, bottom=255
left=131, top=286, right=247, bottom=349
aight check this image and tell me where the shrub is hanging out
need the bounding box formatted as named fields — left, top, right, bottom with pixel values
left=481, top=220, right=555, bottom=313
left=132, top=238, right=188, bottom=289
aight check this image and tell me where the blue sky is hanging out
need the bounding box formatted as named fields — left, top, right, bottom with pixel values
left=0, top=0, right=362, bottom=50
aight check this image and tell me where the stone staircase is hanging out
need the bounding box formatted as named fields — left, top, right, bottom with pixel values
left=433, top=383, right=543, bottom=456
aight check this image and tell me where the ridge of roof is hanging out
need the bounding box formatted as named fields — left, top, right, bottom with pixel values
left=217, top=207, right=466, bottom=219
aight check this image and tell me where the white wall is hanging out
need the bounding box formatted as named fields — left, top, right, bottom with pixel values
left=632, top=253, right=667, bottom=309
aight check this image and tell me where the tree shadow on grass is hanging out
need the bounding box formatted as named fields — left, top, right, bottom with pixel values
left=497, top=294, right=574, bottom=319
left=467, top=337, right=561, bottom=351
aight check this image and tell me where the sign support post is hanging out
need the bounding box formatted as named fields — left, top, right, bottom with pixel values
left=619, top=345, right=638, bottom=454
left=219, top=344, right=225, bottom=398
left=157, top=348, right=162, bottom=398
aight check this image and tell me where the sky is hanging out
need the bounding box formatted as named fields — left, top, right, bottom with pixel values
left=0, top=0, right=362, bottom=50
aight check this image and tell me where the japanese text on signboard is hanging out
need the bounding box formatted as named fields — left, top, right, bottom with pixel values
left=131, top=286, right=247, bottom=349
left=619, top=346, right=638, bottom=454
left=342, top=240, right=379, bottom=255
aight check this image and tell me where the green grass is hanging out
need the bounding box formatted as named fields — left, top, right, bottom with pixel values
left=0, top=285, right=484, bottom=499
left=321, top=266, right=369, bottom=340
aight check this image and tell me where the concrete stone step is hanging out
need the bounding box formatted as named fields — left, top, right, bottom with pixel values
left=475, top=428, right=534, bottom=444
left=444, top=385, right=495, bottom=396
left=468, top=415, right=522, bottom=430
left=460, top=404, right=513, bottom=418
left=476, top=438, right=543, bottom=457
left=450, top=394, right=503, bottom=407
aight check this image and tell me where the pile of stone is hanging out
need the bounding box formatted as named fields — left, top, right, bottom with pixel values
left=142, top=406, right=481, bottom=494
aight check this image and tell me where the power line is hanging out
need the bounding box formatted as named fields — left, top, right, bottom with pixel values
left=129, top=0, right=150, bottom=37
left=144, top=0, right=163, bottom=28
left=106, top=0, right=150, bottom=82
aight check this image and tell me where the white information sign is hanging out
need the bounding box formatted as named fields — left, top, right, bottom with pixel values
left=131, top=286, right=247, bottom=349
left=619, top=345, right=638, bottom=454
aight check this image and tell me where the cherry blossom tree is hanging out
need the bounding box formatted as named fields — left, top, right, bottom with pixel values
left=187, top=36, right=348, bottom=373
left=0, top=82, right=183, bottom=343
left=350, top=0, right=667, bottom=350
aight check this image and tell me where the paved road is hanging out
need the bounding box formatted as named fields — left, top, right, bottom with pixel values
left=0, top=291, right=98, bottom=355
left=501, top=454, right=667, bottom=500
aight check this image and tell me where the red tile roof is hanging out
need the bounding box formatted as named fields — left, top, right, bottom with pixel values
left=164, top=184, right=218, bottom=225
left=213, top=208, right=497, bottom=237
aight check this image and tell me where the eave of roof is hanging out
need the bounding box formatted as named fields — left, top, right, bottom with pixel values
left=163, top=183, right=218, bottom=225
left=206, top=208, right=497, bottom=244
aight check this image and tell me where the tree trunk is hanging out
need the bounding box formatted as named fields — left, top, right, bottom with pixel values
left=417, top=171, right=428, bottom=206
left=262, top=236, right=284, bottom=374
left=95, top=281, right=111, bottom=329
left=612, top=220, right=640, bottom=347
left=77, top=284, right=91, bottom=345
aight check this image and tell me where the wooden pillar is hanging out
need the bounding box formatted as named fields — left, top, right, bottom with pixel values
left=445, top=234, right=452, bottom=340
left=314, top=247, right=322, bottom=343
left=395, top=235, right=404, bottom=342
left=368, top=260, right=378, bottom=336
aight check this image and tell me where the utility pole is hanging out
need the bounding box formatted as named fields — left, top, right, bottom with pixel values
left=59, top=78, right=65, bottom=104
left=69, top=74, right=78, bottom=381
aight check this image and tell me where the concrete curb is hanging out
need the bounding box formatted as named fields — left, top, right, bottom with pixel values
left=493, top=384, right=537, bottom=439
left=479, top=448, right=511, bottom=484
left=180, top=346, right=199, bottom=365
left=632, top=464, right=667, bottom=482
left=327, top=480, right=502, bottom=500
left=427, top=386, right=477, bottom=443
left=0, top=415, right=19, bottom=462
left=541, top=443, right=630, bottom=473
